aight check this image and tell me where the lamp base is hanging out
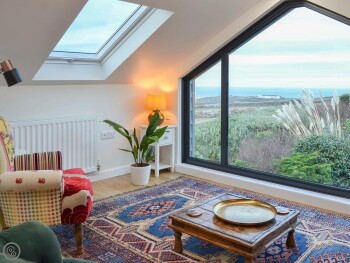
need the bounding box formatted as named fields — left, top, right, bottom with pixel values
left=148, top=110, right=165, bottom=125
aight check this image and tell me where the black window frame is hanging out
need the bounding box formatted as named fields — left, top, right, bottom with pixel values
left=182, top=0, right=350, bottom=199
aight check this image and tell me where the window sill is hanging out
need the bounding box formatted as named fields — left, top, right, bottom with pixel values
left=176, top=163, right=350, bottom=216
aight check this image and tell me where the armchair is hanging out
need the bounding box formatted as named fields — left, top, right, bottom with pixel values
left=0, top=116, right=93, bottom=255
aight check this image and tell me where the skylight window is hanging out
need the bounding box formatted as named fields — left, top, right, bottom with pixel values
left=36, top=2, right=173, bottom=80
left=50, top=0, right=149, bottom=60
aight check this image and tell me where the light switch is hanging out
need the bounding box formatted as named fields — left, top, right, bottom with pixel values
left=100, top=130, right=115, bottom=140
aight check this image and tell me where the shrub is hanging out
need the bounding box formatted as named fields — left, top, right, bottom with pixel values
left=228, top=107, right=282, bottom=158
left=195, top=106, right=282, bottom=162
left=340, top=102, right=350, bottom=120
left=234, top=132, right=294, bottom=173
left=194, top=119, right=221, bottom=162
left=339, top=94, right=350, bottom=121
left=294, top=135, right=350, bottom=188
left=276, top=152, right=333, bottom=184
left=343, top=119, right=350, bottom=140
left=233, top=159, right=257, bottom=169
left=340, top=93, right=350, bottom=104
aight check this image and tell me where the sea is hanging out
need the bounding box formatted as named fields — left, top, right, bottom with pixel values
left=195, top=87, right=350, bottom=99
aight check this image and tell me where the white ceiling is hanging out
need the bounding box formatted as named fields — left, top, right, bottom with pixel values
left=1, top=0, right=349, bottom=86
left=0, top=0, right=261, bottom=85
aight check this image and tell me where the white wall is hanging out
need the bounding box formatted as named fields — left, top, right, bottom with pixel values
left=0, top=83, right=153, bottom=179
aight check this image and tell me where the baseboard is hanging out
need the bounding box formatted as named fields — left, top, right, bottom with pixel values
left=88, top=165, right=130, bottom=182
left=176, top=163, right=350, bottom=216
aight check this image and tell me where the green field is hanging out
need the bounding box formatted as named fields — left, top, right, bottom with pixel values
left=193, top=95, right=350, bottom=190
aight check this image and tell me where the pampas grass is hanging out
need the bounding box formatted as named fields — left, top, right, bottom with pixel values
left=273, top=89, right=342, bottom=139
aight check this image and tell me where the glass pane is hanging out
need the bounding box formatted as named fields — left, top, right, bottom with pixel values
left=228, top=7, right=350, bottom=190
left=54, top=0, right=140, bottom=53
left=190, top=61, right=221, bottom=162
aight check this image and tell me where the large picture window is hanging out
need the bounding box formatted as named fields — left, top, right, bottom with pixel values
left=182, top=1, right=350, bottom=198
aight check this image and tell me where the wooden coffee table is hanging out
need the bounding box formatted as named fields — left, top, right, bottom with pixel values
left=168, top=193, right=299, bottom=263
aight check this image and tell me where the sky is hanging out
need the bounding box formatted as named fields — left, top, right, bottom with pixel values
left=196, top=7, right=350, bottom=90
left=53, top=0, right=139, bottom=53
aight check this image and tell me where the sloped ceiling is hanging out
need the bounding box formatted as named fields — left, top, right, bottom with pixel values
left=108, top=0, right=261, bottom=84
left=0, top=0, right=87, bottom=86
left=1, top=0, right=349, bottom=86
left=0, top=0, right=261, bottom=85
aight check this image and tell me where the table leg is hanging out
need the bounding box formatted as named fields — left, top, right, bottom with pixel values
left=173, top=231, right=183, bottom=253
left=286, top=228, right=296, bottom=248
left=244, top=255, right=256, bottom=263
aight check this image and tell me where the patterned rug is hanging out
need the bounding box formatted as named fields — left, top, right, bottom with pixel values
left=52, top=177, right=350, bottom=262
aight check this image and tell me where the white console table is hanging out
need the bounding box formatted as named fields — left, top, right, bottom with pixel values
left=140, top=125, right=176, bottom=177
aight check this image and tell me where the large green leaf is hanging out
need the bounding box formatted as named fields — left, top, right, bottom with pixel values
left=103, top=120, right=132, bottom=146
left=119, top=148, right=135, bottom=163
left=133, top=128, right=139, bottom=149
left=144, top=147, right=154, bottom=163
left=146, top=135, right=158, bottom=144
left=153, top=127, right=167, bottom=139
left=146, top=111, right=161, bottom=136
left=119, top=148, right=132, bottom=153
left=139, top=136, right=148, bottom=152
left=133, top=145, right=138, bottom=163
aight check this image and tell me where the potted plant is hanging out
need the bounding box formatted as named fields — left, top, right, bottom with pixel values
left=103, top=112, right=167, bottom=185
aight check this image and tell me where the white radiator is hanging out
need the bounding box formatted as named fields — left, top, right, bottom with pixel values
left=10, top=116, right=96, bottom=173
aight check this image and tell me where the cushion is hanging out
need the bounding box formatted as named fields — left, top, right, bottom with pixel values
left=14, top=151, right=62, bottom=171
left=63, top=168, right=86, bottom=175
left=61, top=171, right=93, bottom=224
left=0, top=170, right=63, bottom=191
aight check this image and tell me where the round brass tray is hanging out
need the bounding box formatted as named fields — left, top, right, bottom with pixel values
left=213, top=199, right=277, bottom=226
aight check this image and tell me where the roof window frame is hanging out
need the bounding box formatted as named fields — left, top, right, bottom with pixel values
left=48, top=5, right=151, bottom=62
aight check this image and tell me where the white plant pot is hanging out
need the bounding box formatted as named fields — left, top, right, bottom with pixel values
left=130, top=164, right=151, bottom=186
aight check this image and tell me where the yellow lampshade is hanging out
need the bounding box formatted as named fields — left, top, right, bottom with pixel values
left=147, top=94, right=166, bottom=110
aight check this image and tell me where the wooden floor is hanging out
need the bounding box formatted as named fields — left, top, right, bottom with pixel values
left=92, top=171, right=183, bottom=201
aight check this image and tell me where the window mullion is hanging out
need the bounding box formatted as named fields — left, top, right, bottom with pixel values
left=221, top=54, right=229, bottom=166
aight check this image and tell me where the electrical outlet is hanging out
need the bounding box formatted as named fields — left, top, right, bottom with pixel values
left=100, top=130, right=115, bottom=140
left=97, top=160, right=101, bottom=172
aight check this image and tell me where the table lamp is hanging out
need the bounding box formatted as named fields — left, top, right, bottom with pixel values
left=147, top=93, right=166, bottom=125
